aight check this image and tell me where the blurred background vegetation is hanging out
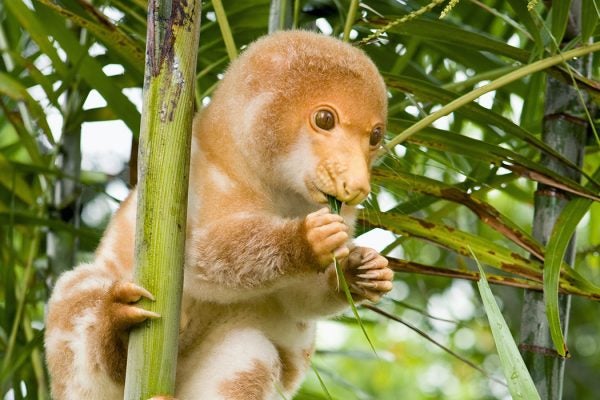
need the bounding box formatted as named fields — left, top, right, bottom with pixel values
left=1, top=0, right=600, bottom=399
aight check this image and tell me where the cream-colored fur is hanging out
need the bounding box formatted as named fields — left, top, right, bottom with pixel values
left=45, top=30, right=393, bottom=400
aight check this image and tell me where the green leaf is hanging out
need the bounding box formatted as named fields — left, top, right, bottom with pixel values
left=34, top=0, right=145, bottom=74
left=0, top=72, right=53, bottom=139
left=369, top=18, right=530, bottom=62
left=383, top=42, right=600, bottom=147
left=384, top=75, right=584, bottom=172
left=473, top=254, right=541, bottom=400
left=551, top=0, right=572, bottom=46
left=34, top=3, right=141, bottom=134
left=388, top=120, right=600, bottom=202
left=505, top=0, right=543, bottom=51
left=543, top=198, right=590, bottom=357
left=361, top=211, right=543, bottom=279
left=0, top=155, right=35, bottom=205
left=312, top=364, right=333, bottom=400
left=581, top=0, right=599, bottom=41
left=4, top=0, right=68, bottom=76
left=372, top=168, right=544, bottom=259
left=543, top=166, right=600, bottom=356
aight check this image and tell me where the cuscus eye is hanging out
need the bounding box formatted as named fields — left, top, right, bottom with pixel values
left=314, top=109, right=335, bottom=130
left=370, top=126, right=384, bottom=147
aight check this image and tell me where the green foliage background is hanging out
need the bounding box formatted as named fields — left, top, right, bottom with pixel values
left=1, top=0, right=600, bottom=399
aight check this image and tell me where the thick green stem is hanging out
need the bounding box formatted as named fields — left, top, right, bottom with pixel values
left=519, top=2, right=587, bottom=398
left=123, top=1, right=202, bottom=398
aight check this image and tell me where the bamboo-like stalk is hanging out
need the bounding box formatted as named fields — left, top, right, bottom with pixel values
left=519, top=2, right=588, bottom=398
left=268, top=0, right=293, bottom=33
left=47, top=85, right=82, bottom=277
left=123, top=1, right=202, bottom=398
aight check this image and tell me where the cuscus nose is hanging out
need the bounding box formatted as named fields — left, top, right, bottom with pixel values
left=336, top=171, right=371, bottom=205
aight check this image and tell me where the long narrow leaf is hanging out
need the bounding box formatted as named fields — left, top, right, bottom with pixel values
left=360, top=211, right=543, bottom=279
left=372, top=168, right=544, bottom=259
left=389, top=121, right=600, bottom=201
left=473, top=254, right=541, bottom=400
left=550, top=0, right=572, bottom=46
left=384, top=42, right=600, bottom=147
left=34, top=2, right=141, bottom=134
left=35, top=0, right=145, bottom=74
left=543, top=166, right=600, bottom=356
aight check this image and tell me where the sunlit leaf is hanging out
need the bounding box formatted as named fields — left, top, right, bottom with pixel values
left=474, top=255, right=541, bottom=400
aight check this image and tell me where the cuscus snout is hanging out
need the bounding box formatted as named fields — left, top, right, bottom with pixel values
left=316, top=157, right=371, bottom=205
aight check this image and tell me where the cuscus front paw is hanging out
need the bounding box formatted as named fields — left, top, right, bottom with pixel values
left=344, top=247, right=393, bottom=303
left=104, top=281, right=160, bottom=329
left=304, top=207, right=350, bottom=269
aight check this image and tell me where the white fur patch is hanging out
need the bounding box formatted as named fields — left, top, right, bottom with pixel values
left=275, top=132, right=316, bottom=198
left=230, top=93, right=273, bottom=149
left=48, top=310, right=123, bottom=400
left=208, top=166, right=236, bottom=192
left=50, top=263, right=110, bottom=303
left=176, top=327, right=279, bottom=399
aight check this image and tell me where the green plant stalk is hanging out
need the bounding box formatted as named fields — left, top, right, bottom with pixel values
left=384, top=41, right=600, bottom=150
left=293, top=0, right=300, bottom=29
left=327, top=195, right=376, bottom=354
left=212, top=0, right=237, bottom=60
left=123, top=0, right=202, bottom=398
left=47, top=82, right=83, bottom=278
left=520, top=4, right=588, bottom=397
left=342, top=0, right=359, bottom=42
left=268, top=0, right=293, bottom=33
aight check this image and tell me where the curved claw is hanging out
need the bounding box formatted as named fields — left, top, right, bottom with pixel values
left=105, top=281, right=160, bottom=329
left=111, top=281, right=156, bottom=303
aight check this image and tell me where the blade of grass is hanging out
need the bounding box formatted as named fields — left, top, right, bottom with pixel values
left=363, top=304, right=506, bottom=386
left=311, top=365, right=334, bottom=400
left=359, top=211, right=600, bottom=296
left=327, top=195, right=376, bottom=354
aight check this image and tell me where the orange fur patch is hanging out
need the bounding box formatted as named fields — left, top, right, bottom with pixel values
left=276, top=345, right=299, bottom=391
left=218, top=360, right=274, bottom=399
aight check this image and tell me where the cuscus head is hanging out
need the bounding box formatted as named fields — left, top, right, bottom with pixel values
left=217, top=30, right=388, bottom=206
